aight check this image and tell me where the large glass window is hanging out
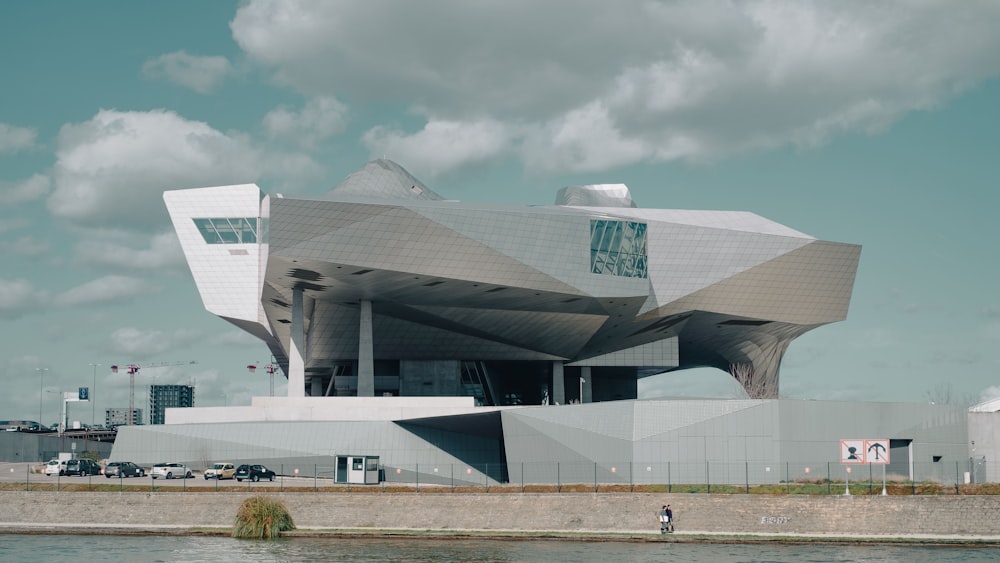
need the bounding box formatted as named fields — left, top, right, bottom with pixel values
left=192, top=217, right=258, bottom=244
left=590, top=219, right=648, bottom=278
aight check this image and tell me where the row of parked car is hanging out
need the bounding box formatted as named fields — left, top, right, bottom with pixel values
left=43, top=458, right=276, bottom=481
left=204, top=462, right=276, bottom=482
left=43, top=458, right=103, bottom=476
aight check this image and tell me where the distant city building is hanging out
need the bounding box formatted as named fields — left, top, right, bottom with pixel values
left=105, top=408, right=143, bottom=428
left=149, top=385, right=195, bottom=424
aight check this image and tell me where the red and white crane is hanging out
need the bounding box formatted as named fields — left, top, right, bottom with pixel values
left=110, top=361, right=197, bottom=425
left=247, top=362, right=279, bottom=397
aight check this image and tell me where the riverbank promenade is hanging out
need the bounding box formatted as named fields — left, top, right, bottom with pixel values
left=3, top=490, right=1000, bottom=544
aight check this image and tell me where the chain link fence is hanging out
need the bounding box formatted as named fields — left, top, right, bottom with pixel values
left=9, top=457, right=991, bottom=494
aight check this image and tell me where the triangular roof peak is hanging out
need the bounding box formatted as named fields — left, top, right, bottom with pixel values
left=323, top=159, right=446, bottom=201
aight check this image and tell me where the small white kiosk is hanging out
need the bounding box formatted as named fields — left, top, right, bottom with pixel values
left=334, top=454, right=380, bottom=484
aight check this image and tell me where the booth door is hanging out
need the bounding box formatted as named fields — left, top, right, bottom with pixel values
left=336, top=456, right=348, bottom=483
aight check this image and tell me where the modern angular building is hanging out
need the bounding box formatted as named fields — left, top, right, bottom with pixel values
left=110, top=160, right=977, bottom=486
left=161, top=159, right=860, bottom=404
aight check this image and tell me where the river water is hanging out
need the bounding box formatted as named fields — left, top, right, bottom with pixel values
left=1, top=535, right=997, bottom=562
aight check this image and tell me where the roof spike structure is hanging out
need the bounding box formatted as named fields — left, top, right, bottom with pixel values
left=321, top=158, right=446, bottom=201
left=555, top=184, right=637, bottom=208
left=164, top=159, right=860, bottom=402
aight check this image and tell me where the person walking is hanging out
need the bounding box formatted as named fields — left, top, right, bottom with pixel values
left=658, top=505, right=669, bottom=534
left=665, top=504, right=674, bottom=532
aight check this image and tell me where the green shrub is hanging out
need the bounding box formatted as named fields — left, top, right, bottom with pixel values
left=232, top=496, right=295, bottom=539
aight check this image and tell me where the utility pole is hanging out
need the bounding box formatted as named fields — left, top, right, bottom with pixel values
left=36, top=368, right=48, bottom=428
left=89, top=363, right=101, bottom=428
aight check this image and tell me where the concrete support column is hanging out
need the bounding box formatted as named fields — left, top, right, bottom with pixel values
left=310, top=375, right=324, bottom=397
left=287, top=287, right=305, bottom=398
left=580, top=366, right=592, bottom=403
left=552, top=361, right=565, bottom=405
left=357, top=299, right=375, bottom=397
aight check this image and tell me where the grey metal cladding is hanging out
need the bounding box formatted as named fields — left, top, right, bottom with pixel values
left=321, top=158, right=446, bottom=201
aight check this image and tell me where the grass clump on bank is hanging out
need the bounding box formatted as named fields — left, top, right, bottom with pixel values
left=232, top=496, right=295, bottom=539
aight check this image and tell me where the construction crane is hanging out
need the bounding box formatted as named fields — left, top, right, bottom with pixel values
left=246, top=361, right=280, bottom=397
left=110, top=361, right=197, bottom=425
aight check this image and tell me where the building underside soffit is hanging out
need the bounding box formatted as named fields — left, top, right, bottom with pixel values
left=402, top=304, right=607, bottom=359
left=268, top=204, right=583, bottom=296
left=642, top=241, right=861, bottom=325
left=311, top=310, right=566, bottom=361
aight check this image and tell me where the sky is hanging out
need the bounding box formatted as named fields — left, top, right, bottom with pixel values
left=2, top=1, right=1000, bottom=427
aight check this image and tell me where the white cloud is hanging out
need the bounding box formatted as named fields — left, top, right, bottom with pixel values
left=107, top=327, right=204, bottom=357
left=0, top=235, right=50, bottom=257
left=979, top=386, right=1000, bottom=404
left=0, top=123, right=37, bottom=153
left=74, top=230, right=185, bottom=271
left=851, top=327, right=899, bottom=350
left=0, top=218, right=29, bottom=234
left=263, top=96, right=348, bottom=148
left=982, top=322, right=1000, bottom=342
left=0, top=278, right=49, bottom=319
left=231, top=1, right=1000, bottom=173
left=212, top=330, right=268, bottom=348
left=141, top=51, right=233, bottom=94
left=0, top=174, right=50, bottom=207
left=363, top=118, right=511, bottom=177
left=521, top=103, right=651, bottom=173
left=47, top=109, right=263, bottom=230
left=53, top=275, right=158, bottom=307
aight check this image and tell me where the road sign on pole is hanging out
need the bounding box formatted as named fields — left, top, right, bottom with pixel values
left=865, top=439, right=890, bottom=464
left=840, top=439, right=865, bottom=464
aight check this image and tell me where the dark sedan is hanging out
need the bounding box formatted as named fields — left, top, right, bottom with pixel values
left=235, top=464, right=275, bottom=482
left=65, top=458, right=102, bottom=476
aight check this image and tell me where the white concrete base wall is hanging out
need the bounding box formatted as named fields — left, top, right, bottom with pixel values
left=165, top=396, right=502, bottom=424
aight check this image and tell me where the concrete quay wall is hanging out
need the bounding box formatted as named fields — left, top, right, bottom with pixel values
left=3, top=492, right=999, bottom=536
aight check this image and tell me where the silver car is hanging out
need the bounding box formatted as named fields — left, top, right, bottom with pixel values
left=105, top=461, right=145, bottom=478
left=150, top=462, right=192, bottom=479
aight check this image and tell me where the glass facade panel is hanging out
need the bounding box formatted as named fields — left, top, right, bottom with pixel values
left=590, top=219, right=648, bottom=278
left=192, top=218, right=259, bottom=244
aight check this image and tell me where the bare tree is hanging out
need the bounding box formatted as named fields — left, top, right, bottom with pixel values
left=924, top=382, right=977, bottom=406
left=925, top=382, right=953, bottom=405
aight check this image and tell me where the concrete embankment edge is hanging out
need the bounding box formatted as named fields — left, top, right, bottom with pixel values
left=3, top=492, right=1000, bottom=543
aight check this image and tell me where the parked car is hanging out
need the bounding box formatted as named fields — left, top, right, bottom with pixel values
left=235, top=464, right=275, bottom=482
left=203, top=462, right=236, bottom=480
left=44, top=459, right=67, bottom=476
left=151, top=462, right=192, bottom=479
left=105, top=461, right=145, bottom=478
left=65, top=458, right=102, bottom=476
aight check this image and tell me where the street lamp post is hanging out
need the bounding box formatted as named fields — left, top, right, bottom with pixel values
left=36, top=368, right=49, bottom=428
left=89, top=363, right=101, bottom=428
